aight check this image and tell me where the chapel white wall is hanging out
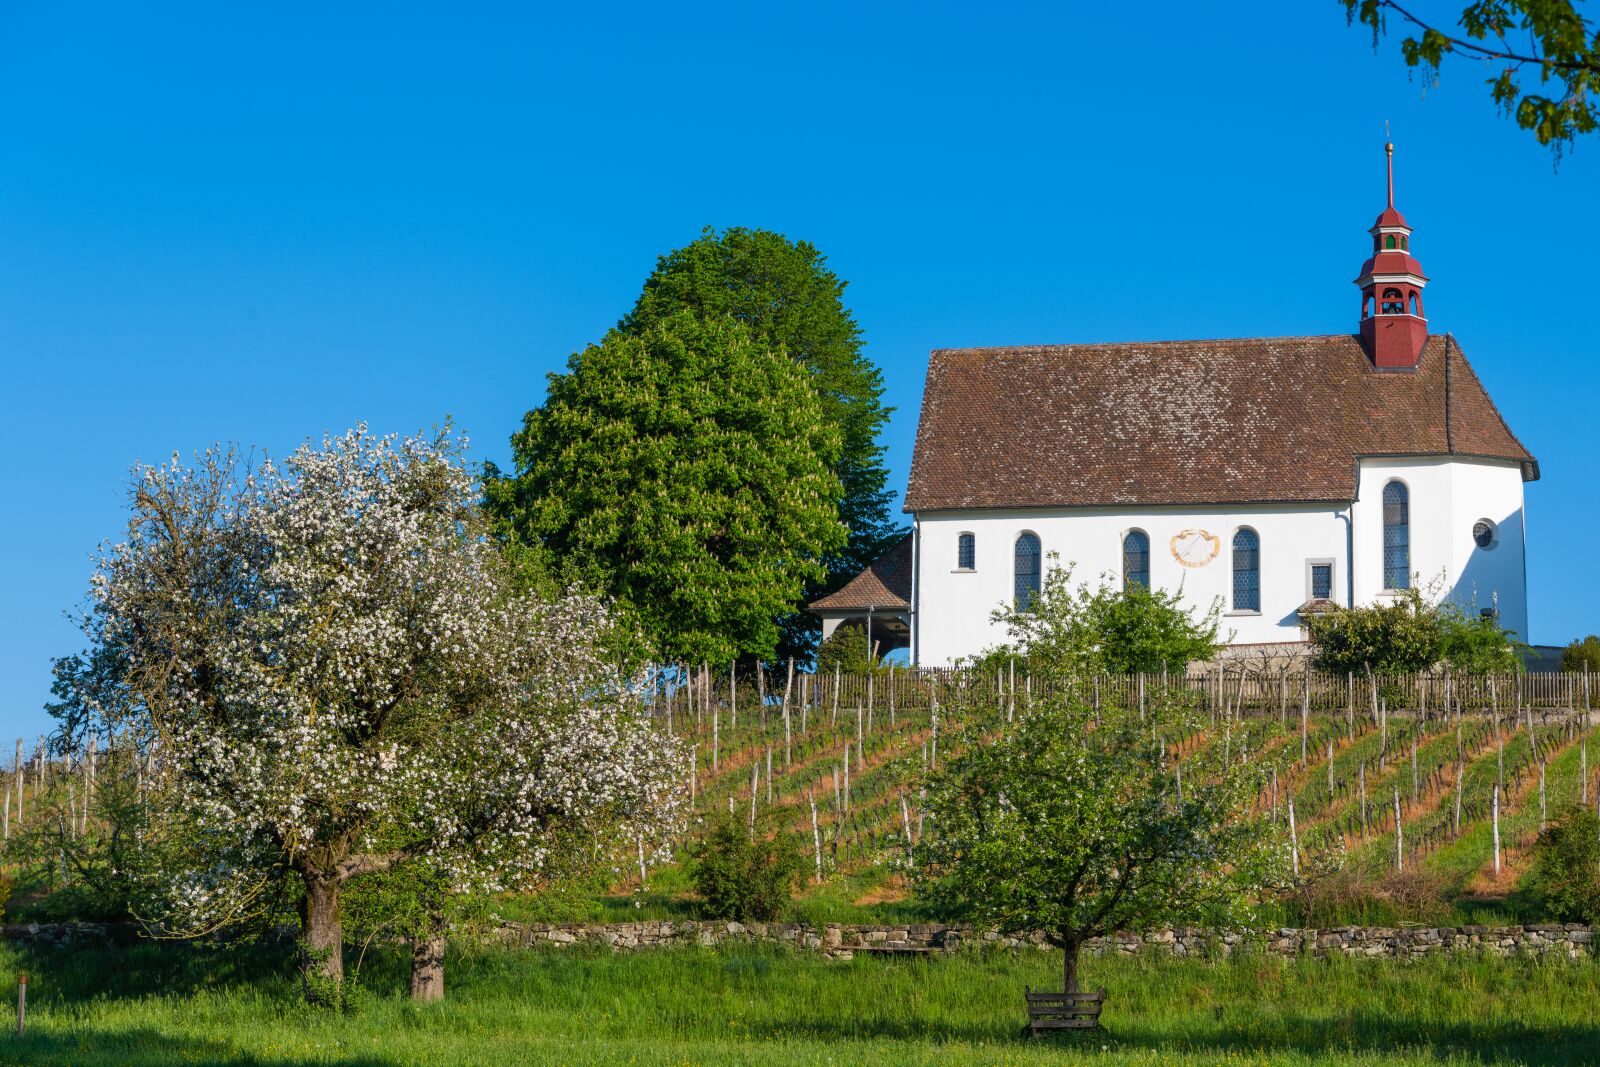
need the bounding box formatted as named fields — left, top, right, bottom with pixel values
left=912, top=503, right=1346, bottom=667
left=1350, top=456, right=1528, bottom=641
left=911, top=456, right=1529, bottom=666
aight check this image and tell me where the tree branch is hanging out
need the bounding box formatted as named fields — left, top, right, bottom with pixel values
left=335, top=848, right=414, bottom=881
left=1375, top=0, right=1600, bottom=75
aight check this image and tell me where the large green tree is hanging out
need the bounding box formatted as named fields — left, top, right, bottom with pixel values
left=1344, top=1, right=1599, bottom=152
left=487, top=312, right=846, bottom=664
left=622, top=227, right=900, bottom=657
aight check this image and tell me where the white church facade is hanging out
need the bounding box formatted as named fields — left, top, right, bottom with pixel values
left=811, top=144, right=1537, bottom=665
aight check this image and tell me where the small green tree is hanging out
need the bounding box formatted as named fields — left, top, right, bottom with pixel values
left=488, top=312, right=846, bottom=664
left=977, top=561, right=1219, bottom=676
left=689, top=814, right=802, bottom=921
left=814, top=621, right=882, bottom=675
left=1085, top=581, right=1221, bottom=674
left=1562, top=635, right=1600, bottom=673
left=1305, top=590, right=1444, bottom=674
left=1526, top=808, right=1600, bottom=923
left=917, top=579, right=1282, bottom=995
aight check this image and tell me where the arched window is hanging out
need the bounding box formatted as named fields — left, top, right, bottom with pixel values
left=956, top=532, right=975, bottom=571
left=1122, top=530, right=1150, bottom=590
left=1381, top=287, right=1406, bottom=315
left=1231, top=528, right=1260, bottom=612
left=1014, top=532, right=1041, bottom=610
left=1409, top=291, right=1420, bottom=316
left=1401, top=235, right=1409, bottom=250
left=1384, top=234, right=1397, bottom=249
left=1383, top=481, right=1410, bottom=589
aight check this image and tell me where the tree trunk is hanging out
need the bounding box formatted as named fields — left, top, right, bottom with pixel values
left=409, top=924, right=446, bottom=1002
left=299, top=873, right=344, bottom=1004
left=1061, top=934, right=1081, bottom=994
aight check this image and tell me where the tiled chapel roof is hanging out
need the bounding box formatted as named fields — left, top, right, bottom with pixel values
left=903, top=333, right=1535, bottom=513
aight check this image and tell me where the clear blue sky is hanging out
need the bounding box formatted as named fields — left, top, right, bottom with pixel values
left=3, top=3, right=1595, bottom=740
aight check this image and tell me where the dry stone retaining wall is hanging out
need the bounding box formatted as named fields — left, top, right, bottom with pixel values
left=499, top=920, right=1596, bottom=961
left=4, top=920, right=1593, bottom=961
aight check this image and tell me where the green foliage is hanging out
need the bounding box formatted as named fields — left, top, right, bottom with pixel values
left=299, top=943, right=364, bottom=1014
left=1562, top=635, right=1600, bottom=672
left=920, top=577, right=1282, bottom=988
left=623, top=226, right=902, bottom=658
left=975, top=560, right=1219, bottom=676
left=814, top=621, right=882, bottom=675
left=1343, top=1, right=1599, bottom=153
left=342, top=862, right=472, bottom=949
left=1526, top=808, right=1600, bottom=923
left=1306, top=590, right=1443, bottom=673
left=0, top=873, right=12, bottom=916
left=689, top=814, right=802, bottom=921
left=1308, top=592, right=1521, bottom=675
left=0, top=743, right=242, bottom=927
left=1437, top=606, right=1523, bottom=673
left=488, top=311, right=846, bottom=663
left=1088, top=581, right=1222, bottom=673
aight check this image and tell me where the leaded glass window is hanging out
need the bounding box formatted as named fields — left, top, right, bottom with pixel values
left=1014, top=533, right=1041, bottom=610
left=1310, top=562, right=1333, bottom=600
left=1383, top=481, right=1410, bottom=589
left=1232, top=528, right=1260, bottom=612
left=957, top=532, right=975, bottom=570
left=1122, top=530, right=1149, bottom=590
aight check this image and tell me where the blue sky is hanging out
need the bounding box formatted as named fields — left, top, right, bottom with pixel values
left=3, top=3, right=1595, bottom=740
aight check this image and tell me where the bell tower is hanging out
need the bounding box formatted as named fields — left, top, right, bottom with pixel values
left=1356, top=140, right=1429, bottom=368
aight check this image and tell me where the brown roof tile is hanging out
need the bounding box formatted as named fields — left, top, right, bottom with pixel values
left=903, top=333, right=1534, bottom=512
left=809, top=534, right=913, bottom=612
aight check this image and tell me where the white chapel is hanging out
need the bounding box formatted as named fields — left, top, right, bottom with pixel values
left=811, top=143, right=1538, bottom=666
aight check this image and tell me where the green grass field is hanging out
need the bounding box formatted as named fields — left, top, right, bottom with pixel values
left=2, top=940, right=1596, bottom=1066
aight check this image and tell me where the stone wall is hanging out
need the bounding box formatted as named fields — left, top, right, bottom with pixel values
left=497, top=920, right=1597, bottom=961
left=5, top=919, right=1594, bottom=961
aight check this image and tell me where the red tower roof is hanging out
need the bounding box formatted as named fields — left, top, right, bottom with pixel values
left=1372, top=204, right=1410, bottom=230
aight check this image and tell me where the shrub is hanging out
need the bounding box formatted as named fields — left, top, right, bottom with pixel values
left=1526, top=808, right=1600, bottom=923
left=815, top=622, right=881, bottom=675
left=1279, top=865, right=1449, bottom=927
left=1306, top=590, right=1442, bottom=674
left=1563, top=636, right=1600, bottom=673
left=0, top=874, right=12, bottom=916
left=1085, top=581, right=1220, bottom=674
left=972, top=560, right=1219, bottom=676
left=1437, top=606, right=1522, bottom=673
left=689, top=814, right=802, bottom=921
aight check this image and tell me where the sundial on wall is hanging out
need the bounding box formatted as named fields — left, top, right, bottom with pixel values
left=1169, top=529, right=1221, bottom=568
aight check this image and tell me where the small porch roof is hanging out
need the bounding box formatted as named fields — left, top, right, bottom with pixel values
left=808, top=534, right=913, bottom=614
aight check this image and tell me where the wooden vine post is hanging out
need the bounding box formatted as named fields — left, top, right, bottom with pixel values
left=1492, top=783, right=1502, bottom=874
left=1393, top=787, right=1403, bottom=872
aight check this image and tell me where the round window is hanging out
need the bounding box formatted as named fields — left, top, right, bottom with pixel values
left=1472, top=519, right=1497, bottom=549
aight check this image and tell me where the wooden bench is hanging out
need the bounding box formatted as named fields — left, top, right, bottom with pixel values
left=845, top=943, right=935, bottom=955
left=1023, top=986, right=1105, bottom=1035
